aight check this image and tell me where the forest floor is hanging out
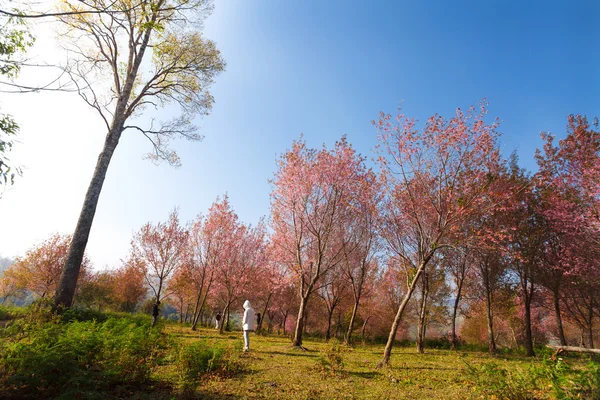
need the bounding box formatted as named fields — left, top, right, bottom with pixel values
left=149, top=324, right=582, bottom=400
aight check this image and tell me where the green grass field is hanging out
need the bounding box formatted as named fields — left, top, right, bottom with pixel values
left=1, top=308, right=597, bottom=400
left=158, top=324, right=594, bottom=400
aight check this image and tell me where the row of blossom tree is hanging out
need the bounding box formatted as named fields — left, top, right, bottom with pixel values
left=2, top=104, right=598, bottom=366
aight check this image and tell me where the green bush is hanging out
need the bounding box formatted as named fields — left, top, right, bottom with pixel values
left=533, top=357, right=600, bottom=400
left=173, top=339, right=240, bottom=390
left=0, top=311, right=166, bottom=398
left=465, top=357, right=600, bottom=400
left=0, top=304, right=27, bottom=320
left=317, top=339, right=347, bottom=377
left=464, top=360, right=540, bottom=400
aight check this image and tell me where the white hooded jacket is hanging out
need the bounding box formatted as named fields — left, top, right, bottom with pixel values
left=242, top=300, right=255, bottom=331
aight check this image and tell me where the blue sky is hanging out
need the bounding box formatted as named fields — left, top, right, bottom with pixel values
left=0, top=0, right=598, bottom=268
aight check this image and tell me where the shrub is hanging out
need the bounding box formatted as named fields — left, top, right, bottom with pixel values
left=317, top=339, right=347, bottom=377
left=0, top=311, right=166, bottom=399
left=533, top=357, right=600, bottom=400
left=173, top=339, right=240, bottom=390
left=463, top=360, right=540, bottom=400
left=0, top=304, right=27, bottom=320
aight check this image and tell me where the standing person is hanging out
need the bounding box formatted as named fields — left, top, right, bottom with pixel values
left=151, top=301, right=160, bottom=327
left=242, top=300, right=255, bottom=352
left=215, top=311, right=221, bottom=329
left=256, top=312, right=262, bottom=333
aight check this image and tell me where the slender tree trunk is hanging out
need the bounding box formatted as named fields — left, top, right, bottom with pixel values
left=485, top=286, right=496, bottom=354
left=337, top=311, right=344, bottom=339
left=378, top=261, right=427, bottom=367
left=190, top=291, right=203, bottom=330
left=258, top=292, right=272, bottom=332
left=416, top=273, right=429, bottom=354
left=450, top=278, right=463, bottom=350
left=345, top=289, right=362, bottom=345
left=553, top=288, right=567, bottom=346
left=586, top=306, right=594, bottom=349
left=482, top=265, right=497, bottom=355
left=225, top=306, right=231, bottom=331
left=361, top=316, right=371, bottom=341
left=54, top=128, right=122, bottom=308
left=325, top=306, right=334, bottom=341
left=282, top=310, right=288, bottom=336
left=292, top=296, right=308, bottom=347
left=523, top=283, right=535, bottom=357
left=218, top=304, right=229, bottom=334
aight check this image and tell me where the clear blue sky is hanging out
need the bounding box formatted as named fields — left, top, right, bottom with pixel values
left=0, top=0, right=598, bottom=268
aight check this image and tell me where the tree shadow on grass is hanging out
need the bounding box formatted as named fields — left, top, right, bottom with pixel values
left=349, top=370, right=382, bottom=379
left=268, top=350, right=319, bottom=358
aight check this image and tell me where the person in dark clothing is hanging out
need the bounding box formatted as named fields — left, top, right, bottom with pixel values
left=256, top=312, right=262, bottom=326
left=151, top=301, right=160, bottom=327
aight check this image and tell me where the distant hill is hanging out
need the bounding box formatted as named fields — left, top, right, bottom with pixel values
left=0, top=256, right=14, bottom=276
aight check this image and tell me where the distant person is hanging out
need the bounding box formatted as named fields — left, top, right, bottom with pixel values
left=151, top=301, right=160, bottom=327
left=256, top=312, right=262, bottom=327
left=242, top=300, right=255, bottom=352
left=215, top=311, right=222, bottom=329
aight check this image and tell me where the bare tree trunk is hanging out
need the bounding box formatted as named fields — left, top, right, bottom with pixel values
left=282, top=310, right=288, bottom=336
left=190, top=292, right=203, bottom=330
left=450, top=278, right=463, bottom=350
left=416, top=273, right=429, bottom=354
left=553, top=288, right=567, bottom=346
left=218, top=304, right=229, bottom=334
left=55, top=128, right=122, bottom=308
left=258, top=292, right=272, bottom=332
left=586, top=305, right=594, bottom=349
left=485, top=285, right=496, bottom=354
left=345, top=288, right=362, bottom=345
left=292, top=296, right=308, bottom=347
left=225, top=306, right=231, bottom=331
left=378, top=261, right=427, bottom=367
left=335, top=311, right=343, bottom=339
left=361, top=316, right=371, bottom=341
left=325, top=306, right=334, bottom=341
left=482, top=267, right=497, bottom=355
left=523, top=282, right=535, bottom=357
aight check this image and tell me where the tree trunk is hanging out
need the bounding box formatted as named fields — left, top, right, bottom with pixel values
left=292, top=296, right=308, bottom=347
left=218, top=304, right=229, bottom=334
left=345, top=289, right=362, bottom=345
left=225, top=306, right=231, bottom=331
left=586, top=306, right=594, bottom=349
left=416, top=273, right=429, bottom=354
left=54, top=128, right=122, bottom=308
left=523, top=284, right=535, bottom=357
left=258, top=292, right=272, bottom=332
left=553, top=289, right=567, bottom=346
left=361, top=316, right=371, bottom=341
left=378, top=261, right=427, bottom=367
left=335, top=311, right=343, bottom=339
left=485, top=285, right=496, bottom=354
left=282, top=310, right=288, bottom=336
left=450, top=278, right=463, bottom=350
left=190, top=291, right=203, bottom=330
left=325, top=306, right=334, bottom=341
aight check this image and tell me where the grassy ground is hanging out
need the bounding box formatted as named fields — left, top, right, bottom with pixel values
left=160, top=324, right=564, bottom=400
left=1, top=307, right=595, bottom=400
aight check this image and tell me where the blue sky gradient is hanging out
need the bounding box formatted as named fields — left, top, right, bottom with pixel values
left=0, top=0, right=598, bottom=268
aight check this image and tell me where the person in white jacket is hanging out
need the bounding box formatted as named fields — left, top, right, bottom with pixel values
left=242, top=300, right=255, bottom=352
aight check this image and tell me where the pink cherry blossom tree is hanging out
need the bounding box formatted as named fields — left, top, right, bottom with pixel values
left=270, top=137, right=374, bottom=348
left=375, top=102, right=507, bottom=366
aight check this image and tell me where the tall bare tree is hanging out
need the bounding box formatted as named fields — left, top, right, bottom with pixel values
left=53, top=0, right=225, bottom=307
